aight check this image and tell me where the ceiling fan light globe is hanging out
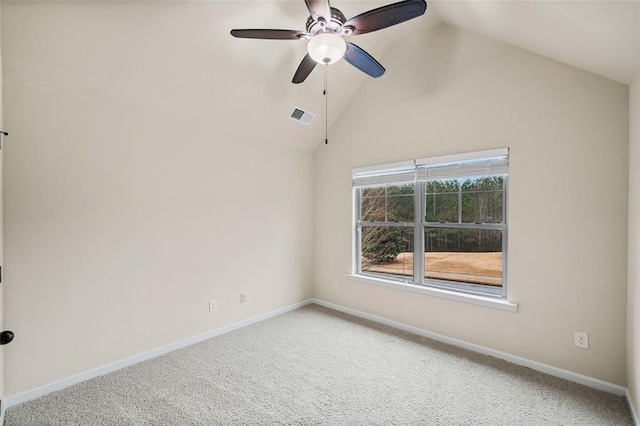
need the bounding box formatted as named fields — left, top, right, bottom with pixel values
left=308, top=33, right=346, bottom=65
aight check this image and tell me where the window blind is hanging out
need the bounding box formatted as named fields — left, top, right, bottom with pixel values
left=416, top=157, right=508, bottom=181
left=352, top=148, right=508, bottom=187
left=352, top=160, right=416, bottom=187
left=352, top=169, right=416, bottom=187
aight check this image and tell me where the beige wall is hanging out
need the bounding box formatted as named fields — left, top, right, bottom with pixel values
left=314, top=24, right=629, bottom=385
left=629, top=70, right=640, bottom=412
left=2, top=4, right=313, bottom=395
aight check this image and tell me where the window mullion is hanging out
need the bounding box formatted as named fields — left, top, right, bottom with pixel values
left=501, top=175, right=509, bottom=298
left=384, top=185, right=388, bottom=222
left=354, top=188, right=362, bottom=275
left=458, top=178, right=462, bottom=223
left=359, top=221, right=414, bottom=228
left=424, top=222, right=505, bottom=230
left=414, top=180, right=425, bottom=284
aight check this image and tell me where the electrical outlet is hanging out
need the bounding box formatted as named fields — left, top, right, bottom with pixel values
left=332, top=281, right=338, bottom=290
left=240, top=293, right=247, bottom=304
left=574, top=332, right=589, bottom=349
left=208, top=300, right=217, bottom=312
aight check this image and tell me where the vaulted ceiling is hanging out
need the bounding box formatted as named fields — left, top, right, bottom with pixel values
left=4, top=1, right=638, bottom=151
left=220, top=0, right=640, bottom=150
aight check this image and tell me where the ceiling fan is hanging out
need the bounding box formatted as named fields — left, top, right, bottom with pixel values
left=230, top=0, right=427, bottom=84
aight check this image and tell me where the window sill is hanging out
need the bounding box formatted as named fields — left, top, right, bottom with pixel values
left=346, top=274, right=518, bottom=312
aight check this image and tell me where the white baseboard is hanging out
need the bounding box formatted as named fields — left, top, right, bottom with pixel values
left=311, top=298, right=628, bottom=397
left=4, top=298, right=314, bottom=408
left=4, top=297, right=635, bottom=423
left=626, top=388, right=639, bottom=425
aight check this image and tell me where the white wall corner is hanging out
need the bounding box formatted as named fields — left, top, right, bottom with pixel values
left=628, top=68, right=640, bottom=426
left=626, top=388, right=639, bottom=425
left=0, top=398, right=6, bottom=425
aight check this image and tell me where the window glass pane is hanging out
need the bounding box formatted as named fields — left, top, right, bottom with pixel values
left=425, top=180, right=459, bottom=223
left=424, top=228, right=503, bottom=286
left=361, top=227, right=414, bottom=280
left=387, top=192, right=414, bottom=222
left=461, top=177, right=504, bottom=224
left=361, top=184, right=414, bottom=222
left=361, top=195, right=385, bottom=222
left=386, top=184, right=414, bottom=197
left=361, top=187, right=385, bottom=198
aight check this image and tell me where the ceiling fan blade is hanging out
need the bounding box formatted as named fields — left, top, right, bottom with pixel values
left=304, top=0, right=332, bottom=21
left=343, top=0, right=427, bottom=36
left=292, top=54, right=318, bottom=84
left=344, top=42, right=385, bottom=78
left=230, top=29, right=308, bottom=40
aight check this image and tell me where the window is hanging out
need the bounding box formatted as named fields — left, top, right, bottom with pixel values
left=353, top=149, right=508, bottom=298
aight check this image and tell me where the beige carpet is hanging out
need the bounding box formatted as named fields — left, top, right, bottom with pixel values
left=5, top=304, right=633, bottom=425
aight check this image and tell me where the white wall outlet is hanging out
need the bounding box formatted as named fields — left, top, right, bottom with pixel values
left=332, top=281, right=338, bottom=290
left=240, top=293, right=247, bottom=304
left=208, top=300, right=217, bottom=312
left=574, top=331, right=589, bottom=349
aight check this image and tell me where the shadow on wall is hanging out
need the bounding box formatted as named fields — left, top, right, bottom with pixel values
left=386, top=23, right=509, bottom=98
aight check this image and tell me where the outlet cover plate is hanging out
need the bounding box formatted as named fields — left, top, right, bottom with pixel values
left=574, top=331, right=589, bottom=349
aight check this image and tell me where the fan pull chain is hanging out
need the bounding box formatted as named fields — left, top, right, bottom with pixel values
left=324, top=65, right=328, bottom=145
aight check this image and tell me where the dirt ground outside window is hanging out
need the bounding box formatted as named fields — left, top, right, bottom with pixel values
left=362, top=252, right=503, bottom=286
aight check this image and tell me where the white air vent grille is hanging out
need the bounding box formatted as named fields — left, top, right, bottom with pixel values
left=289, top=107, right=316, bottom=126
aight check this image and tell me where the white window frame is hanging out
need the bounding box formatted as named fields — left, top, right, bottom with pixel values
left=352, top=148, right=513, bottom=306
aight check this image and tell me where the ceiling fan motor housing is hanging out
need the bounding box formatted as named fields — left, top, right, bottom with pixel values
left=306, top=7, right=351, bottom=36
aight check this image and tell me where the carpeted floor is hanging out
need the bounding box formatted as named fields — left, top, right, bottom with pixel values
left=5, top=304, right=633, bottom=425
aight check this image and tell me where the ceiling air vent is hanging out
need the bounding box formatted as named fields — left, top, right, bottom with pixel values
left=289, top=107, right=316, bottom=126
